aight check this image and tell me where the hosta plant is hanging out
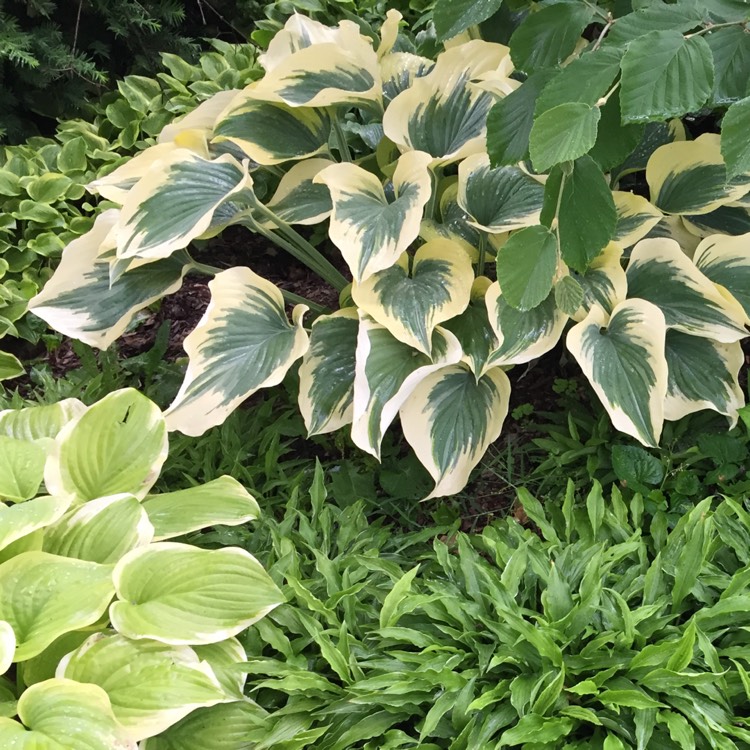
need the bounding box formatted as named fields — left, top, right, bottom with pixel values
left=29, top=9, right=750, bottom=498
left=0, top=388, right=283, bottom=748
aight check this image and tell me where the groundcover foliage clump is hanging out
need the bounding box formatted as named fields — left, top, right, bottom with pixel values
left=29, top=4, right=750, bottom=497
left=0, top=388, right=283, bottom=748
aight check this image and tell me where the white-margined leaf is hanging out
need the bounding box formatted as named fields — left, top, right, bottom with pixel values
left=316, top=151, right=433, bottom=282
left=626, top=238, right=748, bottom=341
left=0, top=496, right=72, bottom=553
left=0, top=436, right=46, bottom=503
left=352, top=239, right=473, bottom=355
left=298, top=309, right=359, bottom=436
left=381, top=52, right=434, bottom=105
left=570, top=243, right=628, bottom=321
left=0, top=399, right=85, bottom=443
left=262, top=158, right=334, bottom=225
left=612, top=192, right=663, bottom=248
left=567, top=300, right=668, bottom=446
left=193, top=638, right=247, bottom=700
left=164, top=267, right=309, bottom=436
left=158, top=89, right=241, bottom=144
left=693, top=232, right=750, bottom=321
left=110, top=543, right=284, bottom=645
left=351, top=315, right=462, bottom=459
left=400, top=364, right=510, bottom=499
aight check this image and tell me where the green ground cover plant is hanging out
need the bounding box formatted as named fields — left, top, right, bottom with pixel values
left=0, top=387, right=283, bottom=747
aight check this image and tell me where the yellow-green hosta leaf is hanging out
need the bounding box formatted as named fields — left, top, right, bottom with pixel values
left=0, top=496, right=71, bottom=553
left=352, top=239, right=473, bottom=355
left=0, top=436, right=45, bottom=503
left=570, top=243, right=628, bottom=321
left=57, top=634, right=226, bottom=741
left=298, top=309, right=359, bottom=436
left=351, top=316, right=462, bottom=459
left=0, top=621, right=14, bottom=675
left=567, top=300, right=668, bottom=446
left=400, top=364, right=510, bottom=499
left=263, top=158, right=334, bottom=225
left=18, top=629, right=96, bottom=687
left=664, top=331, right=744, bottom=425
left=381, top=52, right=433, bottom=105
left=486, top=285, right=567, bottom=366
left=612, top=192, right=663, bottom=248
left=117, top=151, right=252, bottom=261
left=193, top=638, right=247, bottom=700
left=458, top=152, right=544, bottom=233
left=164, top=268, right=309, bottom=436
left=28, top=211, right=189, bottom=349
left=212, top=93, right=332, bottom=165
left=0, top=351, right=23, bottom=382
left=316, top=151, right=432, bottom=282
left=383, top=40, right=513, bottom=165
left=139, top=700, right=267, bottom=750
left=158, top=89, right=241, bottom=144
left=647, top=134, right=750, bottom=216
left=142, top=477, right=260, bottom=541
left=693, top=233, right=750, bottom=321
left=0, top=399, right=85, bottom=443
left=0, top=552, right=114, bottom=661
left=110, top=543, right=284, bottom=645
left=626, top=238, right=748, bottom=342
left=46, top=389, right=167, bottom=502
left=0, top=679, right=133, bottom=750
left=43, top=495, right=153, bottom=564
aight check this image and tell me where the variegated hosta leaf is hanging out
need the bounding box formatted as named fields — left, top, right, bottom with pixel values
left=117, top=151, right=252, bottom=261
left=352, top=239, right=473, bottom=355
left=381, top=52, right=434, bottom=105
left=158, top=89, right=241, bottom=144
left=0, top=621, right=13, bottom=675
left=142, top=476, right=261, bottom=541
left=400, top=365, right=510, bottom=499
left=612, top=192, right=663, bottom=248
left=383, top=40, right=513, bottom=164
left=646, top=133, right=750, bottom=216
left=570, top=243, right=628, bottom=322
left=110, top=543, right=284, bottom=645
left=0, top=496, right=71, bottom=553
left=0, top=399, right=85, bottom=443
left=57, top=633, right=226, bottom=741
left=682, top=205, right=750, bottom=239
left=164, top=268, right=309, bottom=436
left=316, top=151, right=433, bottom=282
left=664, top=331, right=744, bottom=425
left=377, top=9, right=402, bottom=59
left=262, top=158, right=334, bottom=226
left=567, top=300, right=668, bottom=447
left=644, top=215, right=701, bottom=259
left=212, top=93, right=332, bottom=165
left=693, top=233, right=750, bottom=321
left=486, top=285, right=567, bottom=366
left=298, top=309, right=359, bottom=436
left=458, top=152, right=544, bottom=233
left=192, top=638, right=247, bottom=700
left=351, top=316, right=462, bottom=459
left=626, top=238, right=748, bottom=342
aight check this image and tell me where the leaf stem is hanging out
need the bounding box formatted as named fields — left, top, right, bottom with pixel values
left=580, top=0, right=611, bottom=23
left=591, top=12, right=614, bottom=51
left=685, top=20, right=747, bottom=37
left=332, top=111, right=352, bottom=162
left=477, top=233, right=488, bottom=277
left=553, top=171, right=568, bottom=256
left=596, top=80, right=620, bottom=108
left=424, top=166, right=441, bottom=221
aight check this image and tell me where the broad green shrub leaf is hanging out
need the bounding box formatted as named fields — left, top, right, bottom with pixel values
left=664, top=332, right=744, bottom=424
left=604, top=1, right=705, bottom=47
left=316, top=151, right=433, bottom=282
left=0, top=552, right=114, bottom=661
left=0, top=621, right=15, bottom=675
left=721, top=96, right=750, bottom=179
left=458, top=153, right=544, bottom=233
left=588, top=95, right=645, bottom=172
left=433, top=0, right=504, bottom=41
left=570, top=244, right=627, bottom=320
left=262, top=159, right=333, bottom=225
left=351, top=318, right=462, bottom=460
left=611, top=445, right=664, bottom=493
left=509, top=3, right=593, bottom=74
left=555, top=276, right=585, bottom=317
left=110, top=543, right=284, bottom=644
left=117, top=151, right=251, bottom=261
left=28, top=211, right=189, bottom=349
left=0, top=496, right=71, bottom=553
left=298, top=309, right=359, bottom=436
left=694, top=232, right=750, bottom=319
left=0, top=399, right=85, bottom=443
left=496, top=225, right=557, bottom=311
left=212, top=95, right=332, bottom=165
left=626, top=238, right=748, bottom=342
left=0, top=678, right=132, bottom=749
left=648, top=134, right=750, bottom=215
left=400, top=365, right=510, bottom=499
left=142, top=477, right=260, bottom=541
left=619, top=30, right=714, bottom=123
left=530, top=103, right=601, bottom=173
left=164, top=268, right=309, bottom=436
left=58, top=634, right=226, bottom=740
left=486, top=286, right=567, bottom=366
left=0, top=352, right=23, bottom=382
left=567, top=300, right=668, bottom=446
left=46, top=389, right=167, bottom=502
left=708, top=27, right=750, bottom=106
left=612, top=192, right=663, bottom=248
left=43, top=494, right=153, bottom=563
left=383, top=41, right=513, bottom=165
left=352, top=239, right=473, bottom=354
left=0, top=436, right=46, bottom=502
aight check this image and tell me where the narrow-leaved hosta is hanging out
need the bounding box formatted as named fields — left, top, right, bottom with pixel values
left=29, top=7, right=750, bottom=497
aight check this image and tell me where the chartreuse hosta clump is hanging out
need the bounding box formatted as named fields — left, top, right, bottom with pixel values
left=0, top=388, right=283, bottom=749
left=28, top=9, right=750, bottom=498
